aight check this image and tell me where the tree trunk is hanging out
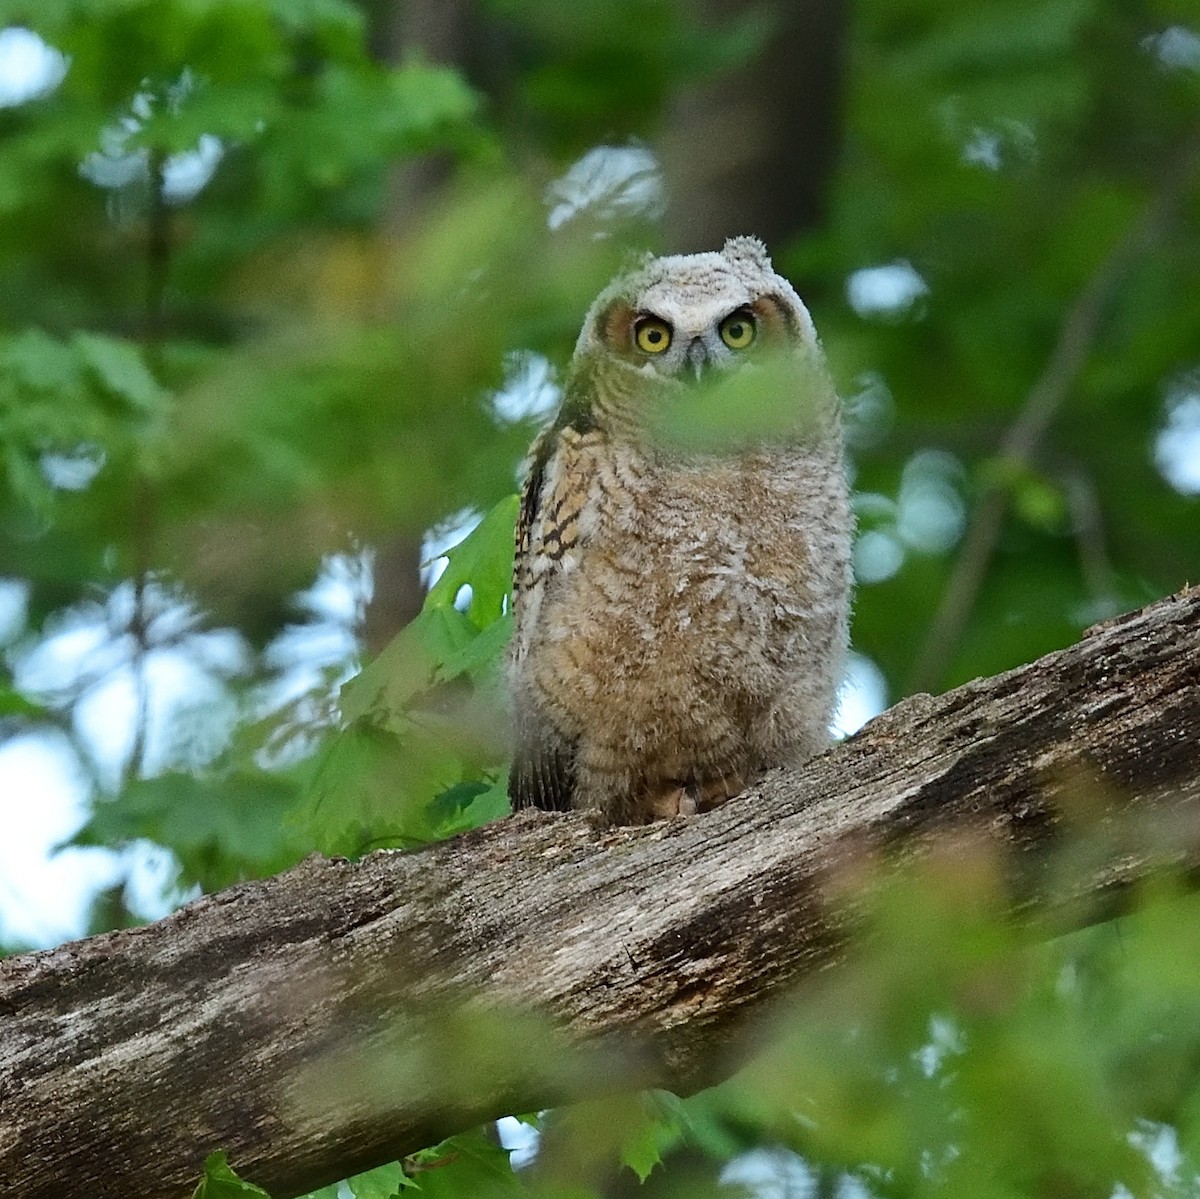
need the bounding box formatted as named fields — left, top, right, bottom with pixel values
left=660, top=0, right=848, bottom=253
left=357, top=0, right=481, bottom=651
left=2, top=589, right=1198, bottom=1199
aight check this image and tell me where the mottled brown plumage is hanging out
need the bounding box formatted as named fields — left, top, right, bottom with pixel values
left=508, top=237, right=852, bottom=824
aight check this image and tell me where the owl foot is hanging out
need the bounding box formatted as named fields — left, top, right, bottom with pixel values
left=693, top=772, right=747, bottom=813
left=642, top=784, right=693, bottom=821
left=641, top=773, right=748, bottom=821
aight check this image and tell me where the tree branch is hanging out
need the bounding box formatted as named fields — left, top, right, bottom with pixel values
left=3, top=589, right=1200, bottom=1198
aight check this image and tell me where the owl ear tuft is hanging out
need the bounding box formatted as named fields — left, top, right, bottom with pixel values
left=722, top=235, right=772, bottom=271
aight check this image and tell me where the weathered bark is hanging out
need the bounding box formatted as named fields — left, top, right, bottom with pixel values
left=2, top=589, right=1199, bottom=1199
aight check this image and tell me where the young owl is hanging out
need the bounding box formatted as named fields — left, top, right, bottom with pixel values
left=508, top=236, right=852, bottom=824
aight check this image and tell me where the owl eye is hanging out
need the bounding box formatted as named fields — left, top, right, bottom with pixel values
left=634, top=316, right=673, bottom=354
left=719, top=310, right=756, bottom=350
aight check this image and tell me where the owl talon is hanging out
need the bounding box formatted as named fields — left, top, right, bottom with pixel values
left=695, top=773, right=747, bottom=813
left=641, top=784, right=689, bottom=821
left=641, top=783, right=710, bottom=820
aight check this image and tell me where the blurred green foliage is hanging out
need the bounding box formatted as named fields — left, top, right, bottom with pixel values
left=0, top=0, right=1199, bottom=1194
left=804, top=0, right=1200, bottom=690
left=302, top=494, right=516, bottom=852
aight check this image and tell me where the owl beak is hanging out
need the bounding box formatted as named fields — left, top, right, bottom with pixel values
left=685, top=337, right=711, bottom=382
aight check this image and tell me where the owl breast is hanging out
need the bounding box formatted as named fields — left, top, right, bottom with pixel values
left=511, top=435, right=850, bottom=823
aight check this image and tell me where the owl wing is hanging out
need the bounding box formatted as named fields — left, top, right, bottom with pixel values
left=508, top=720, right=576, bottom=812
left=509, top=388, right=601, bottom=812
left=512, top=430, right=594, bottom=607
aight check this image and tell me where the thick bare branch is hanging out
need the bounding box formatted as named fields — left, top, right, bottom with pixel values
left=2, top=589, right=1199, bottom=1199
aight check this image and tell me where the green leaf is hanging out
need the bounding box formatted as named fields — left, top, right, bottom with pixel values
left=3, top=443, right=53, bottom=515
left=135, top=83, right=284, bottom=150
left=339, top=493, right=515, bottom=715
left=298, top=719, right=467, bottom=854
left=435, top=612, right=514, bottom=684
left=425, top=495, right=519, bottom=629
left=1, top=328, right=83, bottom=395
left=312, top=496, right=515, bottom=853
left=0, top=688, right=47, bottom=718
left=75, top=772, right=307, bottom=891
left=402, top=1132, right=519, bottom=1197
left=647, top=354, right=834, bottom=456
left=1013, top=474, right=1068, bottom=532
left=344, top=1160, right=413, bottom=1197
left=73, top=333, right=169, bottom=413
left=426, top=774, right=511, bottom=838
left=620, top=1125, right=664, bottom=1183
left=191, top=1151, right=272, bottom=1199
left=619, top=1092, right=689, bottom=1182
left=268, top=0, right=365, bottom=43
left=339, top=604, right=477, bottom=723
left=385, top=61, right=480, bottom=147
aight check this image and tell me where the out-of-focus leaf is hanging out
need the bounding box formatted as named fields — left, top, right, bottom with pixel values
left=3, top=0, right=1200, bottom=1190
left=75, top=772, right=306, bottom=891
left=322, top=494, right=516, bottom=853
left=73, top=333, right=169, bottom=412
left=646, top=354, right=834, bottom=456
left=1, top=329, right=84, bottom=396
left=0, top=689, right=46, bottom=718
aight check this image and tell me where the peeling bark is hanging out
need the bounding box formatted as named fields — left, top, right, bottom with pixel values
left=2, top=589, right=1199, bottom=1199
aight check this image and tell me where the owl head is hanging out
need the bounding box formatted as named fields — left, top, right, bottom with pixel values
left=573, top=236, right=820, bottom=383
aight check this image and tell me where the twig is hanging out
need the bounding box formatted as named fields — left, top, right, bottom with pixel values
left=1062, top=466, right=1120, bottom=619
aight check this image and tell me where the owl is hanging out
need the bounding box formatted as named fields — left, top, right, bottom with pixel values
left=507, top=236, right=852, bottom=825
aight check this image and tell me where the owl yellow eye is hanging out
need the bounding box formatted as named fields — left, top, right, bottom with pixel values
left=634, top=317, right=672, bottom=354
left=719, top=310, right=756, bottom=350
